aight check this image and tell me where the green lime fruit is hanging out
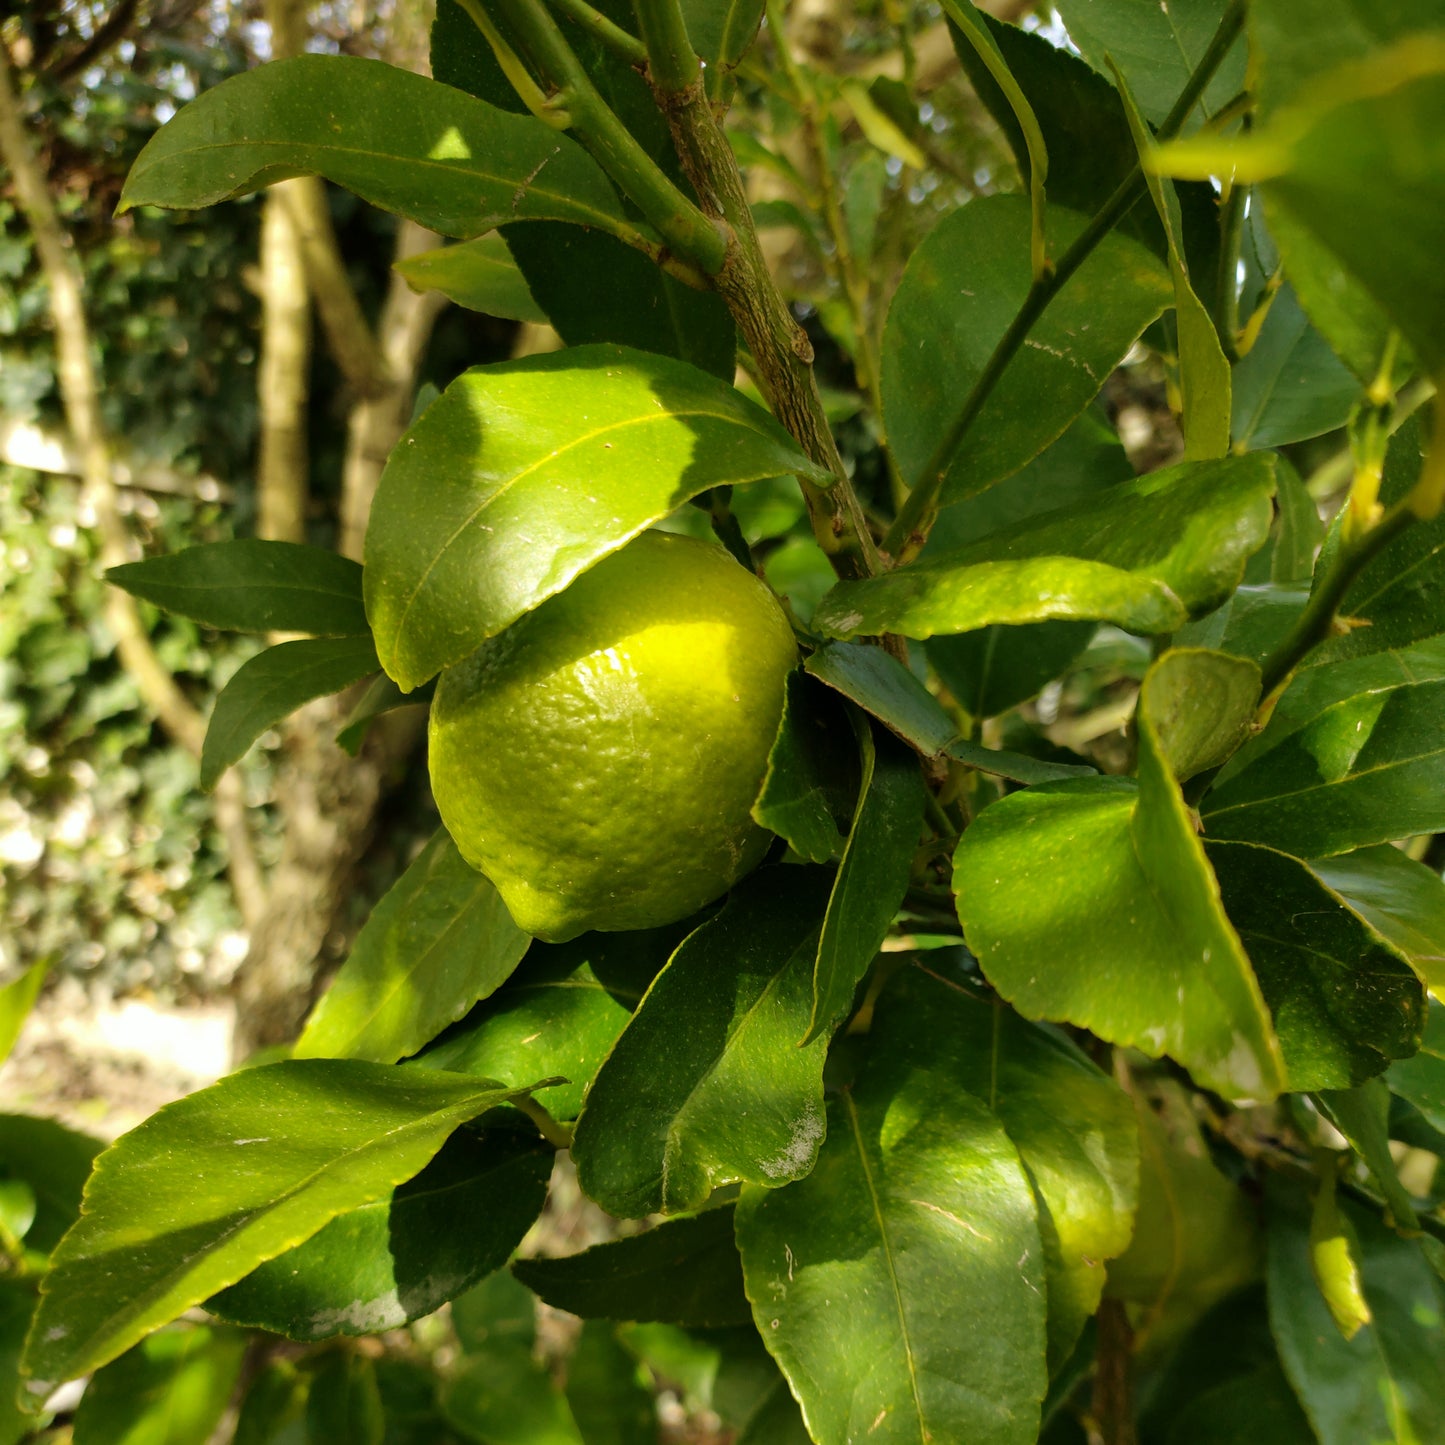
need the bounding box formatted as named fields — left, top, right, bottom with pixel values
left=429, top=530, right=798, bottom=943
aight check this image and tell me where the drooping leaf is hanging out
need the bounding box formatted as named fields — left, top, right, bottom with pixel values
left=513, top=1208, right=750, bottom=1328
left=305, top=1351, right=384, bottom=1445
left=107, top=540, right=367, bottom=636
left=1388, top=1003, right=1445, bottom=1132
left=120, top=56, right=635, bottom=244
left=200, top=636, right=379, bottom=790
left=564, top=1321, right=657, bottom=1445
left=1053, top=0, right=1248, bottom=128
left=1208, top=841, right=1425, bottom=1089
left=882, top=194, right=1171, bottom=503
left=871, top=968, right=1138, bottom=1367
left=954, top=654, right=1285, bottom=1103
left=814, top=454, right=1276, bottom=641
left=571, top=867, right=835, bottom=1217
left=364, top=346, right=831, bottom=691
left=735, top=1024, right=1048, bottom=1445
left=943, top=738, right=1098, bottom=785
left=296, top=831, right=530, bottom=1065
left=1266, top=1173, right=1445, bottom=1445
left=1313, top=1080, right=1420, bottom=1232
left=808, top=721, right=925, bottom=1042
left=804, top=643, right=957, bottom=756
left=21, top=1062, right=538, bottom=1394
left=409, top=928, right=672, bottom=1122
left=208, top=1129, right=551, bottom=1340
left=751, top=671, right=858, bottom=865
left=395, top=235, right=546, bottom=323
left=71, top=1325, right=248, bottom=1445
left=1308, top=847, right=1445, bottom=1001
left=0, top=1114, right=102, bottom=1255
left=0, top=960, right=46, bottom=1069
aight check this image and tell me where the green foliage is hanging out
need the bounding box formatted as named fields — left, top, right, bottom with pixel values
left=10, top=1, right=1445, bottom=1442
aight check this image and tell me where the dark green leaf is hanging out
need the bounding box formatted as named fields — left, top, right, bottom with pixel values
left=1308, top=847, right=1445, bottom=1001
left=0, top=1114, right=102, bottom=1255
left=735, top=1025, right=1048, bottom=1444
left=814, top=454, right=1277, bottom=641
left=364, top=346, right=830, bottom=691
left=296, top=831, right=530, bottom=1065
left=682, top=0, right=765, bottom=84
left=927, top=622, right=1098, bottom=721
left=1208, top=841, right=1425, bottom=1089
left=808, top=722, right=925, bottom=1041
left=1267, top=1174, right=1445, bottom=1445
left=209, top=1129, right=551, bottom=1339
left=395, top=235, right=546, bottom=323
left=1142, top=648, right=1260, bottom=781
left=943, top=738, right=1098, bottom=785
left=1231, top=282, right=1359, bottom=449
left=107, top=540, right=367, bottom=636
left=882, top=195, right=1171, bottom=503
left=233, top=1360, right=309, bottom=1445
left=410, top=926, right=676, bottom=1121
left=1055, top=0, right=1247, bottom=127
left=442, top=1340, right=582, bottom=1445
left=513, top=1208, right=750, bottom=1328
left=1314, top=1081, right=1420, bottom=1231
left=335, top=672, right=430, bottom=757
left=120, top=57, right=634, bottom=244
left=804, top=643, right=956, bottom=755
left=571, top=867, right=834, bottom=1217
left=0, top=1285, right=36, bottom=1445
left=1272, top=458, right=1327, bottom=587
left=306, top=1352, right=384, bottom=1445
left=21, top=1062, right=536, bottom=1394
left=1388, top=1004, right=1445, bottom=1132
left=1202, top=677, right=1445, bottom=857
left=871, top=969, right=1138, bottom=1367
left=200, top=636, right=379, bottom=790
left=954, top=653, right=1285, bottom=1102
left=1157, top=1361, right=1316, bottom=1445
left=71, top=1325, right=247, bottom=1445
left=1174, top=585, right=1308, bottom=669
left=751, top=671, right=858, bottom=865
left=565, top=1321, right=656, bottom=1445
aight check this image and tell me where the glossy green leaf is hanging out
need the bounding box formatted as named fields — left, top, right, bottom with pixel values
left=943, top=738, right=1098, bottom=785
left=1231, top=282, right=1359, bottom=450
left=1309, top=846, right=1445, bottom=1001
left=1388, top=1003, right=1445, bottom=1132
left=364, top=346, right=830, bottom=691
left=927, top=622, right=1098, bottom=722
left=306, top=1352, right=383, bottom=1445
left=0, top=959, right=45, bottom=1069
left=1054, top=0, right=1247, bottom=127
left=751, top=671, right=858, bottom=865
left=71, top=1325, right=247, bottom=1445
left=1106, top=1088, right=1261, bottom=1319
left=736, top=1029, right=1048, bottom=1445
left=955, top=654, right=1285, bottom=1103
left=565, top=1321, right=657, bottom=1445
left=871, top=968, right=1138, bottom=1367
left=200, top=636, right=379, bottom=790
left=209, top=1129, right=551, bottom=1339
left=572, top=867, right=834, bottom=1217
left=0, top=1114, right=102, bottom=1255
left=1208, top=841, right=1424, bottom=1089
left=395, top=235, right=546, bottom=323
left=1144, top=648, right=1260, bottom=780
left=1176, top=585, right=1311, bottom=669
left=1267, top=1174, right=1445, bottom=1445
left=411, top=926, right=677, bottom=1120
left=513, top=1208, right=750, bottom=1328
left=882, top=194, right=1171, bottom=502
left=442, top=1340, right=582, bottom=1445
left=120, top=56, right=634, bottom=243
left=1115, top=65, right=1231, bottom=459
left=804, top=643, right=957, bottom=756
left=297, top=831, right=530, bottom=1065
left=21, top=1062, right=537, bottom=1394
left=232, top=1359, right=309, bottom=1445
left=814, top=454, right=1276, bottom=641
left=1203, top=677, right=1445, bottom=857
left=808, top=722, right=925, bottom=1042
left=107, top=540, right=367, bottom=636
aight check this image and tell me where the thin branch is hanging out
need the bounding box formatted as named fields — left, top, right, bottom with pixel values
left=633, top=0, right=702, bottom=94
left=883, top=0, right=1247, bottom=562
left=547, top=0, right=648, bottom=67
left=46, top=0, right=140, bottom=81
